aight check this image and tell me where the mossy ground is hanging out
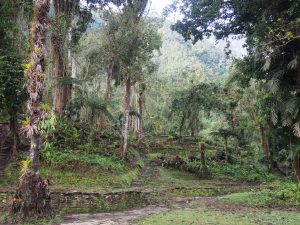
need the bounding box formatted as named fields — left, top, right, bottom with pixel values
left=221, top=182, right=300, bottom=207
left=134, top=208, right=300, bottom=225
left=0, top=146, right=299, bottom=225
left=0, top=163, right=141, bottom=193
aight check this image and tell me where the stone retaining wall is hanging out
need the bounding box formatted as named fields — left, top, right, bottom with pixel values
left=0, top=189, right=153, bottom=215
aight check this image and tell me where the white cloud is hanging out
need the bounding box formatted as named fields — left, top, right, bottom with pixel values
left=149, top=0, right=173, bottom=15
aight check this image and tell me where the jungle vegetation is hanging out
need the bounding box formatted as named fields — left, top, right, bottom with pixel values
left=0, top=0, right=299, bottom=223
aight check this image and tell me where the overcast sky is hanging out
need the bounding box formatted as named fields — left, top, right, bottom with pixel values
left=149, top=0, right=173, bottom=15
left=148, top=0, right=246, bottom=57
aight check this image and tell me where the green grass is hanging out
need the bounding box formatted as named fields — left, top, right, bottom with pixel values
left=143, top=167, right=201, bottom=188
left=0, top=146, right=143, bottom=192
left=140, top=166, right=252, bottom=198
left=222, top=182, right=300, bottom=207
left=147, top=152, right=163, bottom=160
left=0, top=215, right=61, bottom=225
left=41, top=148, right=125, bottom=172
left=0, top=163, right=141, bottom=192
left=135, top=209, right=300, bottom=225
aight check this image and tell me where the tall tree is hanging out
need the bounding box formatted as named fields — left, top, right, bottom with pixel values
left=51, top=0, right=92, bottom=117
left=170, top=0, right=300, bottom=181
left=11, top=0, right=53, bottom=220
left=51, top=0, right=72, bottom=116
left=0, top=0, right=31, bottom=157
left=103, top=0, right=161, bottom=155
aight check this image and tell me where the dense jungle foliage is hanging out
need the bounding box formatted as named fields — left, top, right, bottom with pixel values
left=0, top=0, right=299, bottom=224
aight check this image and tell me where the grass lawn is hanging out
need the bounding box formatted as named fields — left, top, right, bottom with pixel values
left=135, top=208, right=300, bottom=225
left=0, top=163, right=141, bottom=192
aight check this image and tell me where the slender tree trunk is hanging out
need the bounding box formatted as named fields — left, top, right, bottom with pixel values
left=9, top=113, right=18, bottom=159
left=119, top=77, right=131, bottom=156
left=199, top=142, right=209, bottom=177
left=259, top=125, right=272, bottom=168
left=99, top=57, right=115, bottom=131
left=190, top=112, right=198, bottom=138
left=11, top=0, right=53, bottom=221
left=105, top=57, right=114, bottom=100
left=230, top=107, right=239, bottom=154
left=137, top=84, right=144, bottom=146
left=224, top=136, right=228, bottom=163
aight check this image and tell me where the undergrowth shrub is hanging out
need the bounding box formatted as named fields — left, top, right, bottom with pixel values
left=125, top=147, right=144, bottom=169
left=154, top=153, right=280, bottom=182
left=223, top=182, right=300, bottom=206
left=51, top=121, right=83, bottom=149
left=41, top=146, right=125, bottom=172
left=207, top=160, right=279, bottom=182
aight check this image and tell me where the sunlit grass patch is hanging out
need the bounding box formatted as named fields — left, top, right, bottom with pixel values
left=134, top=209, right=300, bottom=225
left=222, top=182, right=300, bottom=207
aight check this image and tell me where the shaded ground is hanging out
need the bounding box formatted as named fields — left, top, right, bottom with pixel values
left=61, top=205, right=169, bottom=225
left=1, top=153, right=298, bottom=225
left=58, top=157, right=287, bottom=225
left=60, top=195, right=300, bottom=225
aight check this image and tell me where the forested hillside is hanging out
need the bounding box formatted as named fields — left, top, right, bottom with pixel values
left=143, top=22, right=231, bottom=135
left=155, top=22, right=231, bottom=80
left=0, top=0, right=299, bottom=224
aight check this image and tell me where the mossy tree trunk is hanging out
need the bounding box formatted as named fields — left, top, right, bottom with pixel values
left=105, top=57, right=115, bottom=100
left=292, top=154, right=300, bottom=183
left=10, top=0, right=53, bottom=221
left=119, top=77, right=131, bottom=156
left=224, top=136, right=228, bottom=163
left=52, top=0, right=73, bottom=117
left=229, top=106, right=239, bottom=155
left=259, top=125, right=272, bottom=169
left=199, top=142, right=209, bottom=177
left=99, top=57, right=115, bottom=131
left=137, top=83, right=144, bottom=146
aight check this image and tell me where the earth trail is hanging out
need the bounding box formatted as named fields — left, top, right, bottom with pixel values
left=60, top=196, right=220, bottom=225
left=61, top=205, right=170, bottom=225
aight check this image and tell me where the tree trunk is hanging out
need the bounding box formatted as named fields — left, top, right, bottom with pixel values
left=105, top=57, right=114, bottom=100
left=99, top=57, right=115, bottom=131
left=52, top=0, right=72, bottom=117
left=10, top=0, right=53, bottom=221
left=259, top=125, right=272, bottom=168
left=137, top=84, right=144, bottom=146
left=229, top=107, right=239, bottom=155
left=118, top=77, right=131, bottom=156
left=224, top=136, right=228, bottom=163
left=53, top=47, right=70, bottom=117
left=199, top=142, right=209, bottom=177
left=190, top=112, right=198, bottom=138
left=9, top=113, right=18, bottom=159
left=292, top=154, right=300, bottom=183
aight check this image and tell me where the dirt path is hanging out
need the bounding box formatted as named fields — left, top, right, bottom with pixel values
left=59, top=196, right=210, bottom=225
left=60, top=195, right=299, bottom=225
left=61, top=205, right=170, bottom=225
